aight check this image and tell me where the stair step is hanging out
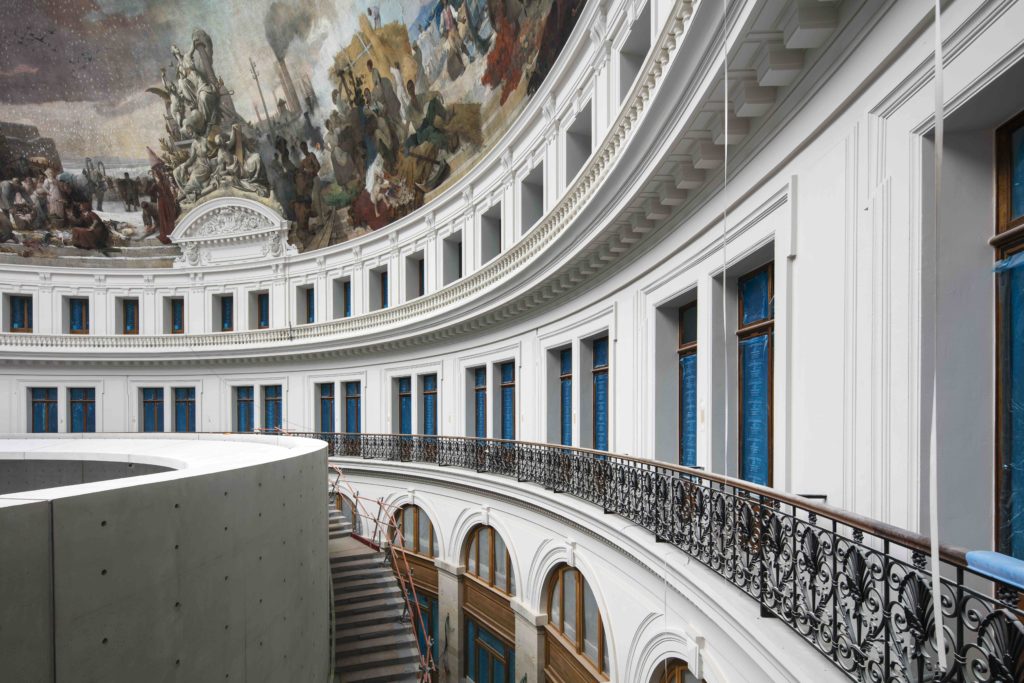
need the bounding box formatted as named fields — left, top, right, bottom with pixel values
left=335, top=619, right=407, bottom=642
left=335, top=584, right=401, bottom=605
left=333, top=574, right=394, bottom=592
left=336, top=595, right=405, bottom=616
left=336, top=630, right=419, bottom=657
left=336, top=660, right=421, bottom=683
left=335, top=608, right=405, bottom=629
left=336, top=644, right=421, bottom=673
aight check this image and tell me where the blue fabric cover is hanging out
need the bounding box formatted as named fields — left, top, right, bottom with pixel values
left=422, top=374, right=437, bottom=435
left=123, top=300, right=137, bottom=333
left=998, top=252, right=1024, bottom=558
left=740, top=334, right=770, bottom=485
left=1012, top=125, right=1024, bottom=220
left=174, top=387, right=195, bottom=432
left=398, top=377, right=412, bottom=434
left=593, top=371, right=608, bottom=451
left=319, top=383, right=334, bottom=432
left=70, top=298, right=87, bottom=332
left=680, top=353, right=697, bottom=466
left=263, top=385, right=282, bottom=430
left=500, top=362, right=514, bottom=384
left=345, top=381, right=361, bottom=432
left=500, top=363, right=515, bottom=440
left=31, top=388, right=57, bottom=433
left=740, top=270, right=771, bottom=325
left=593, top=337, right=608, bottom=367
left=236, top=386, right=254, bottom=431
left=966, top=551, right=1024, bottom=590
left=561, top=377, right=572, bottom=446
left=69, top=387, right=95, bottom=432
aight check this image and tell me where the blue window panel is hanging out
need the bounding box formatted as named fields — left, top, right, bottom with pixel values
left=31, top=388, right=57, bottom=433
left=474, top=368, right=486, bottom=387
left=174, top=387, right=195, bottom=433
left=474, top=390, right=486, bottom=438
left=263, top=385, right=282, bottom=431
left=679, top=354, right=698, bottom=467
left=345, top=382, right=361, bottom=433
left=123, top=299, right=138, bottom=333
left=740, top=270, right=771, bottom=325
left=560, top=377, right=572, bottom=446
left=998, top=253, right=1024, bottom=558
left=411, top=591, right=439, bottom=664
left=319, top=383, right=335, bottom=432
left=465, top=617, right=513, bottom=683
left=500, top=362, right=514, bottom=384
left=69, top=388, right=95, bottom=433
left=236, top=386, right=254, bottom=432
left=1013, top=125, right=1024, bottom=221
left=593, top=337, right=608, bottom=368
left=69, top=298, right=88, bottom=333
left=381, top=272, right=389, bottom=309
left=11, top=295, right=32, bottom=331
left=500, top=398, right=514, bottom=439
left=560, top=348, right=572, bottom=375
left=221, top=296, right=234, bottom=331
left=257, top=293, right=269, bottom=328
left=593, top=372, right=608, bottom=451
left=342, top=281, right=352, bottom=317
left=739, top=334, right=771, bottom=486
left=398, top=377, right=412, bottom=435
left=305, top=287, right=315, bottom=324
left=170, top=298, right=184, bottom=333
left=422, top=374, right=437, bottom=436
left=142, top=388, right=164, bottom=432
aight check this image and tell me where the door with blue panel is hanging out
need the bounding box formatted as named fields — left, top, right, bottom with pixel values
left=11, top=295, right=32, bottom=332
left=319, top=383, right=335, bottom=432
left=69, top=388, right=95, bottom=432
left=410, top=590, right=439, bottom=665
left=499, top=363, right=515, bottom=440
left=737, top=266, right=774, bottom=486
left=398, top=377, right=412, bottom=434
left=31, top=388, right=57, bottom=433
left=422, top=374, right=437, bottom=436
left=69, top=298, right=88, bottom=333
left=474, top=368, right=487, bottom=438
left=560, top=349, right=572, bottom=446
left=142, top=388, right=164, bottom=432
left=263, top=385, right=282, bottom=431
left=236, top=386, right=254, bottom=431
left=345, top=382, right=361, bottom=433
left=592, top=339, right=609, bottom=451
left=465, top=616, right=514, bottom=683
left=174, top=387, right=196, bottom=432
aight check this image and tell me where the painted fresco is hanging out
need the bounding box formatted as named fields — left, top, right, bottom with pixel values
left=0, top=0, right=585, bottom=259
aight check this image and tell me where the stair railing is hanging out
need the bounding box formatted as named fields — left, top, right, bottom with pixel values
left=329, top=464, right=436, bottom=683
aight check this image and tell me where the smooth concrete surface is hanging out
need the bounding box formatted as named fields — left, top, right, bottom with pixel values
left=0, top=459, right=171, bottom=494
left=0, top=434, right=330, bottom=683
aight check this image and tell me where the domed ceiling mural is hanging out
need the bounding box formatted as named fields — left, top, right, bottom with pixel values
left=0, top=0, right=585, bottom=259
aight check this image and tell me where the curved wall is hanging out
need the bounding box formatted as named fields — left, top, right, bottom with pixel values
left=0, top=434, right=329, bottom=683
left=0, top=458, right=171, bottom=494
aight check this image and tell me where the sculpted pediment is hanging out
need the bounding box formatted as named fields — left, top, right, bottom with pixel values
left=170, top=196, right=296, bottom=267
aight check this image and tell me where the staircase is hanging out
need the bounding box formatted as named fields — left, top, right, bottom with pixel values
left=329, top=506, right=423, bottom=683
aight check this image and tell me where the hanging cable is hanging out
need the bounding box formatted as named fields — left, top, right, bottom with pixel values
left=928, top=0, right=947, bottom=672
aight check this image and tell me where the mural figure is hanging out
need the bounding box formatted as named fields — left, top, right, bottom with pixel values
left=0, top=0, right=584, bottom=259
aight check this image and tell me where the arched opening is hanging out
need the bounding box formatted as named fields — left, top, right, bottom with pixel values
left=462, top=524, right=516, bottom=682
left=392, top=504, right=440, bottom=667
left=544, top=564, right=608, bottom=681
left=650, top=658, right=701, bottom=683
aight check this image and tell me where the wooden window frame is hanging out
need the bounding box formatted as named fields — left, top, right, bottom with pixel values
left=219, top=295, right=234, bottom=332
left=10, top=295, right=32, bottom=333
left=345, top=381, right=361, bottom=433
left=546, top=565, right=608, bottom=677
left=465, top=525, right=514, bottom=595
left=263, top=385, right=282, bottom=431
left=236, top=386, right=255, bottom=431
left=68, top=387, right=96, bottom=433
left=142, top=387, right=164, bottom=432
left=994, top=112, right=1024, bottom=557
left=255, top=292, right=270, bottom=330
left=422, top=374, right=438, bottom=435
left=395, top=505, right=437, bottom=558
left=31, top=388, right=58, bottom=433
left=736, top=263, right=775, bottom=487
left=318, top=383, right=335, bottom=432
left=168, top=297, right=185, bottom=335
left=69, top=297, right=90, bottom=335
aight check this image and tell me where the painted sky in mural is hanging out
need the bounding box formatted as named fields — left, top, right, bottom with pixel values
left=0, top=0, right=584, bottom=257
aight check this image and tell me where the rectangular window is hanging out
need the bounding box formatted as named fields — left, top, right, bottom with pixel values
left=345, top=381, right=361, bottom=433
left=10, top=295, right=32, bottom=332
left=305, top=286, right=315, bottom=324
left=678, top=303, right=698, bottom=467
left=465, top=617, right=514, bottom=683
left=256, top=292, right=270, bottom=329
left=263, top=385, right=282, bottom=431
left=30, top=388, right=57, bottom=433
left=500, top=362, right=515, bottom=440
left=173, top=387, right=196, bottom=433
left=996, top=112, right=1024, bottom=559
left=559, top=349, right=572, bottom=446
left=412, top=591, right=440, bottom=667
left=473, top=367, right=487, bottom=438
left=592, top=338, right=609, bottom=451
left=737, top=264, right=774, bottom=486
left=142, top=387, right=164, bottom=432
left=381, top=271, right=389, bottom=309
left=122, top=298, right=139, bottom=334
left=422, top=374, right=438, bottom=436
left=398, top=377, right=412, bottom=435
left=69, top=297, right=89, bottom=334
left=418, top=259, right=426, bottom=297
left=342, top=280, right=353, bottom=317
left=220, top=295, right=234, bottom=331
left=69, top=387, right=96, bottom=433
left=169, top=298, right=184, bottom=334
left=236, top=386, right=255, bottom=432
left=318, top=383, right=335, bottom=432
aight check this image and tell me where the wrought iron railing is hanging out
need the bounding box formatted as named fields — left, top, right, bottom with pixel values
left=295, top=431, right=1024, bottom=683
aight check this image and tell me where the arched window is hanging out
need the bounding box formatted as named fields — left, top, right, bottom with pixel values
left=464, top=525, right=515, bottom=594
left=546, top=565, right=608, bottom=679
left=393, top=504, right=437, bottom=558
left=651, top=658, right=698, bottom=683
